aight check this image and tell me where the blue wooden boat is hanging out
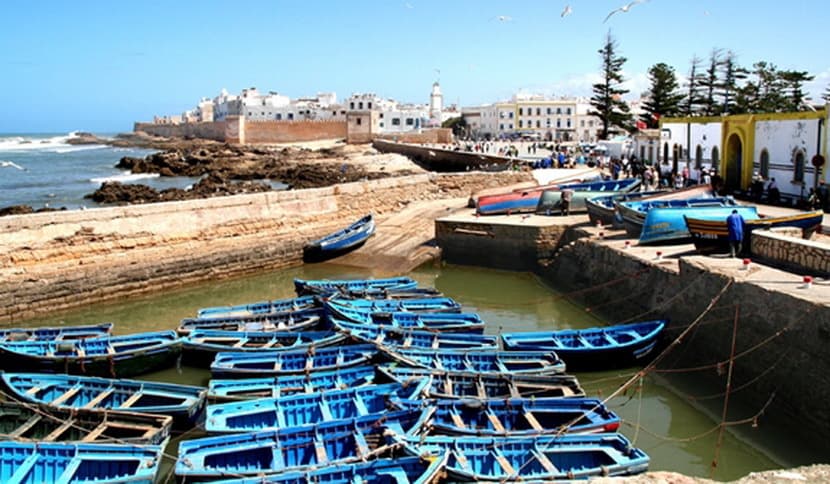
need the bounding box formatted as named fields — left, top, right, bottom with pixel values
left=536, top=178, right=641, bottom=215
left=585, top=190, right=668, bottom=228
left=177, top=413, right=425, bottom=481
left=206, top=454, right=449, bottom=484
left=403, top=397, right=620, bottom=436
left=208, top=366, right=379, bottom=401
left=0, top=401, right=172, bottom=445
left=333, top=318, right=498, bottom=350
left=0, top=373, right=206, bottom=427
left=204, top=380, right=428, bottom=433
left=182, top=330, right=348, bottom=365
left=0, top=323, right=113, bottom=342
left=501, top=320, right=666, bottom=370
left=303, top=214, right=375, bottom=259
left=178, top=308, right=324, bottom=335
left=196, top=295, right=319, bottom=319
left=400, top=434, right=650, bottom=481
left=0, top=331, right=182, bottom=378
left=381, top=347, right=565, bottom=375
left=617, top=196, right=741, bottom=239
left=477, top=178, right=640, bottom=216
left=338, top=287, right=444, bottom=299
left=325, top=300, right=484, bottom=333
left=379, top=367, right=584, bottom=399
left=685, top=209, right=825, bottom=255
left=294, top=276, right=418, bottom=296
left=210, top=344, right=378, bottom=378
left=327, top=294, right=462, bottom=313
left=0, top=440, right=165, bottom=483
left=638, top=205, right=759, bottom=244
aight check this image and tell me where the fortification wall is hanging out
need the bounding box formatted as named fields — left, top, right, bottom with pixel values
left=133, top=121, right=227, bottom=141
left=243, top=120, right=347, bottom=144
left=376, top=129, right=453, bottom=144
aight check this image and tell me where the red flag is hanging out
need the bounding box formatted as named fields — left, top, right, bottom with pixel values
left=651, top=113, right=661, bottom=121
left=635, top=120, right=647, bottom=130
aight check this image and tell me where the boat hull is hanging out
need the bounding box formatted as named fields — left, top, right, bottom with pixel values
left=208, top=366, right=380, bottom=401
left=639, top=206, right=758, bottom=244
left=686, top=210, right=825, bottom=254
left=303, top=214, right=375, bottom=261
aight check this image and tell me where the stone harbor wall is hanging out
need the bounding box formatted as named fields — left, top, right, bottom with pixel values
left=0, top=172, right=525, bottom=323
left=751, top=229, right=830, bottom=276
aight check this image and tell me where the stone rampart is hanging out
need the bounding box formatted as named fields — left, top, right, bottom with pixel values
left=751, top=229, right=830, bottom=276
left=134, top=121, right=227, bottom=141
left=243, top=119, right=347, bottom=144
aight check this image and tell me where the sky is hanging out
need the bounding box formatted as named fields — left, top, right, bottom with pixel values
left=1, top=0, right=829, bottom=133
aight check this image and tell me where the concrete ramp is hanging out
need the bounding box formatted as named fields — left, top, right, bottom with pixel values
left=326, top=197, right=468, bottom=274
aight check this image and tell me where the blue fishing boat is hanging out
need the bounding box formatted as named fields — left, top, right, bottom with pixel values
left=0, top=322, right=113, bottom=342
left=585, top=190, right=668, bottom=228
left=0, top=401, right=172, bottom=445
left=178, top=308, right=324, bottom=335
left=325, top=300, right=484, bottom=333
left=685, top=209, right=825, bottom=255
left=204, top=380, right=428, bottom=433
left=206, top=454, right=449, bottom=484
left=501, top=320, right=666, bottom=370
left=381, top=347, right=566, bottom=375
left=294, top=276, right=418, bottom=296
left=403, top=397, right=620, bottom=436
left=327, top=294, right=462, bottom=313
left=182, top=330, right=348, bottom=365
left=380, top=367, right=584, bottom=399
left=208, top=366, right=379, bottom=401
left=177, top=413, right=425, bottom=481
left=334, top=318, right=498, bottom=350
left=616, top=196, right=740, bottom=239
left=0, top=373, right=206, bottom=427
left=637, top=205, right=759, bottom=244
left=196, top=295, right=319, bottom=319
left=210, top=344, right=378, bottom=378
left=0, top=440, right=165, bottom=484
left=0, top=331, right=182, bottom=378
left=400, top=434, right=650, bottom=481
left=477, top=178, right=640, bottom=216
left=303, top=214, right=376, bottom=261
left=536, top=178, right=641, bottom=215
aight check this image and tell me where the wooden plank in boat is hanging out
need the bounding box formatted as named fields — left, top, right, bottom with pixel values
left=492, top=447, right=516, bottom=475
left=52, top=385, right=82, bottom=405
left=486, top=411, right=506, bottom=432
left=450, top=411, right=466, bottom=429
left=43, top=419, right=75, bottom=441
left=523, top=411, right=544, bottom=431
left=83, top=388, right=114, bottom=409
left=9, top=415, right=42, bottom=438
left=120, top=391, right=143, bottom=409
left=532, top=448, right=560, bottom=474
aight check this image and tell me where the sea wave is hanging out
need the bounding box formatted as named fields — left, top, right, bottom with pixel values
left=0, top=131, right=84, bottom=152
left=50, top=145, right=108, bottom=154
left=90, top=172, right=160, bottom=184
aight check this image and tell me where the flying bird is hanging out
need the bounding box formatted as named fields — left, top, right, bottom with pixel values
left=561, top=5, right=573, bottom=17
left=490, top=15, right=513, bottom=22
left=0, top=160, right=26, bottom=171
left=604, top=0, right=648, bottom=23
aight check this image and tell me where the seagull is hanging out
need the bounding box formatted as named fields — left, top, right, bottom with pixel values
left=604, top=0, right=648, bottom=23
left=491, top=15, right=513, bottom=22
left=0, top=160, right=26, bottom=171
left=561, top=5, right=573, bottom=17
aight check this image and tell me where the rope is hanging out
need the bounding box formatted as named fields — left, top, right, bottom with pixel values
left=710, top=304, right=741, bottom=477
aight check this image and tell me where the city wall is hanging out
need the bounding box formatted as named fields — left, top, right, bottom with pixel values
left=0, top=172, right=528, bottom=323
left=133, top=121, right=227, bottom=141
left=375, top=129, right=453, bottom=145
left=135, top=118, right=348, bottom=145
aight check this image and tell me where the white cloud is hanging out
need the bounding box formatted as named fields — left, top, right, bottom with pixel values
left=523, top=70, right=651, bottom=100
left=805, top=67, right=830, bottom=103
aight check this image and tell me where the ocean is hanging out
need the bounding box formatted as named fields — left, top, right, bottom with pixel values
left=0, top=132, right=200, bottom=210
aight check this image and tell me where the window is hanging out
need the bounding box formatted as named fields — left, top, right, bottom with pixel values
left=392, top=118, right=401, bottom=126
left=556, top=108, right=562, bottom=115
left=500, top=124, right=504, bottom=130
left=379, top=122, right=384, bottom=128
left=711, top=146, right=719, bottom=167
left=566, top=108, right=572, bottom=115
left=580, top=120, right=585, bottom=127
left=350, top=102, right=355, bottom=109
left=794, top=150, right=805, bottom=183
left=519, top=120, right=523, bottom=128
left=356, top=117, right=362, bottom=125
left=556, top=120, right=561, bottom=128
left=368, top=102, right=372, bottom=109
left=696, top=145, right=703, bottom=169
left=341, top=110, right=346, bottom=115
left=405, top=118, right=414, bottom=126
left=519, top=107, right=523, bottom=116
left=566, top=119, right=571, bottom=128
left=509, top=124, right=513, bottom=130
left=332, top=111, right=336, bottom=116
left=546, top=118, right=551, bottom=127
left=536, top=120, right=541, bottom=128
left=509, top=112, right=514, bottom=119
left=276, top=114, right=282, bottom=120
left=379, top=113, right=384, bottom=118
left=358, top=102, right=364, bottom=109
left=759, top=148, right=770, bottom=178
left=288, top=113, right=294, bottom=120
left=536, top=108, right=541, bottom=116
left=547, top=108, right=552, bottom=115
left=588, top=121, right=594, bottom=127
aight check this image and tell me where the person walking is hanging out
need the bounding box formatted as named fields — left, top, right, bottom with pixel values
left=726, top=209, right=745, bottom=258
left=561, top=189, right=574, bottom=216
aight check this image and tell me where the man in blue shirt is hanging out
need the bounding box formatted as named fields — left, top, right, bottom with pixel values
left=726, top=209, right=745, bottom=258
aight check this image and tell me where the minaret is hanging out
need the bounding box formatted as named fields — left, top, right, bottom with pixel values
left=429, top=82, right=443, bottom=120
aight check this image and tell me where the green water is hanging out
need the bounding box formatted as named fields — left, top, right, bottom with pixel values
left=11, top=262, right=818, bottom=480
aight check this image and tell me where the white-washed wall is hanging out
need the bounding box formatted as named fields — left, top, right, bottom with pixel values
left=754, top=119, right=821, bottom=198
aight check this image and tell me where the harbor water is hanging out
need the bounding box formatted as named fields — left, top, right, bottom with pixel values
left=10, top=262, right=820, bottom=481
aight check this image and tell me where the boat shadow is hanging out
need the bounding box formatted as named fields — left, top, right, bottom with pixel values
left=302, top=240, right=369, bottom=263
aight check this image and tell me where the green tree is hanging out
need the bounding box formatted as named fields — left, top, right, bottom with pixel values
left=823, top=84, right=830, bottom=103
left=640, top=63, right=683, bottom=128
left=697, top=48, right=723, bottom=116
left=716, top=50, right=747, bottom=114
left=779, top=70, right=814, bottom=111
left=589, top=32, right=632, bottom=139
left=682, top=55, right=704, bottom=116
left=442, top=116, right=468, bottom=137
left=753, top=61, right=786, bottom=112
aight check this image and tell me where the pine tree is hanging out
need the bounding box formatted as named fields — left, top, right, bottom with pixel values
left=753, top=61, right=785, bottom=113
left=697, top=48, right=723, bottom=116
left=823, top=85, right=830, bottom=104
left=682, top=55, right=704, bottom=116
left=778, top=70, right=814, bottom=111
left=589, top=32, right=632, bottom=139
left=641, top=63, right=683, bottom=128
left=716, top=51, right=747, bottom=115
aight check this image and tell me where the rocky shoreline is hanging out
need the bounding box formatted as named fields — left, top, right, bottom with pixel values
left=2, top=133, right=424, bottom=214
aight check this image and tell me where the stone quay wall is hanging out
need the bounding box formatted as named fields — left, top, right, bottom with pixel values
left=0, top=172, right=525, bottom=323
left=751, top=229, right=830, bottom=276
left=375, top=129, right=454, bottom=145
left=134, top=121, right=227, bottom=142
left=243, top=119, right=348, bottom=144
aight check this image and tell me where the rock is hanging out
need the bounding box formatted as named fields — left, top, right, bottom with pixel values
left=0, top=205, right=34, bottom=216
left=85, top=182, right=160, bottom=204
left=66, top=132, right=104, bottom=145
